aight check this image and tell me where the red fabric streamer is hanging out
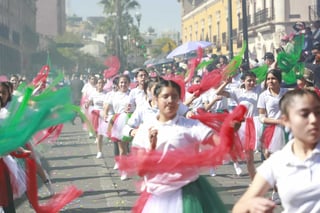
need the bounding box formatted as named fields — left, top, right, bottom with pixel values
left=132, top=190, right=151, bottom=213
left=190, top=109, right=227, bottom=133
left=222, top=59, right=238, bottom=78
left=261, top=125, right=276, bottom=150
left=31, top=65, right=50, bottom=88
left=314, top=87, right=320, bottom=97
left=33, top=124, right=64, bottom=145
left=244, top=117, right=256, bottom=151
left=10, top=151, right=31, bottom=159
left=117, top=105, right=247, bottom=177
left=26, top=157, right=83, bottom=213
left=0, top=159, right=9, bottom=206
left=217, top=105, right=247, bottom=161
left=187, top=70, right=223, bottom=97
left=104, top=56, right=120, bottom=79
left=91, top=110, right=100, bottom=133
left=117, top=144, right=224, bottom=177
left=184, top=47, right=203, bottom=84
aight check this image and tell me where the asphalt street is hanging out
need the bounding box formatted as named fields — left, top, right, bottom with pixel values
left=15, top=117, right=282, bottom=212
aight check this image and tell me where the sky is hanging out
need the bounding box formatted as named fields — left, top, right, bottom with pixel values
left=68, top=0, right=181, bottom=33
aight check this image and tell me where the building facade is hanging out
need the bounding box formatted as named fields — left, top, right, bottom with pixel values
left=180, top=0, right=319, bottom=60
left=181, top=0, right=239, bottom=55
left=0, top=0, right=37, bottom=76
left=36, top=0, right=66, bottom=38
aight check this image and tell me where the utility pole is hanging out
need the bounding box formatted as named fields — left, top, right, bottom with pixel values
left=228, top=0, right=234, bottom=59
left=242, top=0, right=249, bottom=63
left=115, top=0, right=121, bottom=62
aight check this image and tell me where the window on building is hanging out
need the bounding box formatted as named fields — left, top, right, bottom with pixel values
left=222, top=32, right=226, bottom=45
left=213, top=35, right=217, bottom=44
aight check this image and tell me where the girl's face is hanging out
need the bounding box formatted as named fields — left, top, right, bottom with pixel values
left=0, top=85, right=9, bottom=106
left=136, top=71, right=148, bottom=87
left=96, top=79, right=105, bottom=91
left=118, top=77, right=129, bottom=92
left=156, top=86, right=180, bottom=122
left=89, top=76, right=97, bottom=85
left=243, top=76, right=256, bottom=90
left=266, top=73, right=280, bottom=90
left=192, top=77, right=201, bottom=85
left=10, top=77, right=19, bottom=89
left=283, top=94, right=320, bottom=145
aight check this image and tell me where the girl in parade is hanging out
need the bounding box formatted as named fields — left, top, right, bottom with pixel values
left=203, top=81, right=243, bottom=176
left=256, top=68, right=288, bottom=203
left=0, top=78, right=83, bottom=213
left=104, top=76, right=119, bottom=169
left=123, top=78, right=191, bottom=140
left=257, top=69, right=288, bottom=158
left=233, top=88, right=320, bottom=213
left=85, top=78, right=108, bottom=159
left=184, top=75, right=205, bottom=112
left=129, top=68, right=149, bottom=111
left=104, top=74, right=133, bottom=180
left=81, top=74, right=97, bottom=139
left=216, top=71, right=263, bottom=180
left=127, top=79, right=234, bottom=213
left=0, top=92, right=19, bottom=213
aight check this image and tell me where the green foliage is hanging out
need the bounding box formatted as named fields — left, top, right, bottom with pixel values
left=32, top=31, right=104, bottom=76
left=150, top=37, right=177, bottom=57
left=147, top=27, right=155, bottom=34
left=99, top=0, right=141, bottom=68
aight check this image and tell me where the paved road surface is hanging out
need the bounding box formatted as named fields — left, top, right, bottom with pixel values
left=15, top=118, right=282, bottom=212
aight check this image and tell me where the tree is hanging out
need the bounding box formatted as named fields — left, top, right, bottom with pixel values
left=32, top=32, right=105, bottom=74
left=147, top=27, right=155, bottom=34
left=149, top=37, right=177, bottom=57
left=99, top=0, right=141, bottom=69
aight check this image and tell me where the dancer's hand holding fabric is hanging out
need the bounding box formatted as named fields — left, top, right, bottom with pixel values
left=149, top=127, right=158, bottom=150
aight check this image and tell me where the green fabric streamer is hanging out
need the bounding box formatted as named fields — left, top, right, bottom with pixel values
left=182, top=176, right=227, bottom=213
left=0, top=75, right=90, bottom=156
left=196, top=59, right=213, bottom=70
left=224, top=41, right=246, bottom=77
left=39, top=72, right=64, bottom=96
left=276, top=34, right=305, bottom=84
left=282, top=68, right=297, bottom=84
left=293, top=34, right=304, bottom=56
left=122, top=113, right=133, bottom=142
left=277, top=52, right=298, bottom=73
left=0, top=97, right=51, bottom=155
left=251, top=64, right=268, bottom=83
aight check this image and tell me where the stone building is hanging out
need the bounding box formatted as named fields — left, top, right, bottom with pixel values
left=180, top=0, right=319, bottom=60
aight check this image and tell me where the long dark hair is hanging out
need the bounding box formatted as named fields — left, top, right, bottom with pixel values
left=264, top=69, right=282, bottom=89
left=0, top=82, right=12, bottom=106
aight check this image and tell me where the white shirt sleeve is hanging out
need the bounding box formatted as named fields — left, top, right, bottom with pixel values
left=256, top=152, right=279, bottom=187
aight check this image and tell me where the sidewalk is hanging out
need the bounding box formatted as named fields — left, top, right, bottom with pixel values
left=15, top=118, right=282, bottom=212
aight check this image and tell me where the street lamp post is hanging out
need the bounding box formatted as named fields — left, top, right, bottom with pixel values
left=115, top=0, right=121, bottom=60
left=228, top=0, right=234, bottom=59
left=242, top=0, right=249, bottom=63
left=134, top=11, right=142, bottom=65
left=135, top=11, right=141, bottom=29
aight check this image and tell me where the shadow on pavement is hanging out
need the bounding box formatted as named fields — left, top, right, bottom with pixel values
left=51, top=164, right=98, bottom=170
left=61, top=206, right=132, bottom=212
left=46, top=154, right=95, bottom=161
